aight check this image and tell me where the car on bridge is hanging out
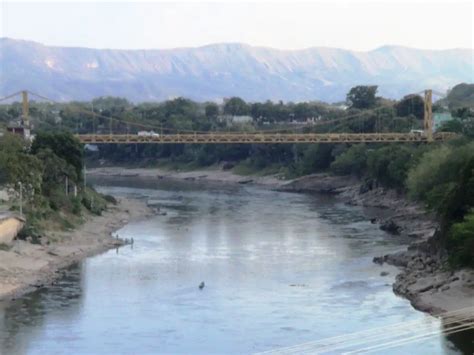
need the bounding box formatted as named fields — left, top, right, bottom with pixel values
left=137, top=131, right=160, bottom=137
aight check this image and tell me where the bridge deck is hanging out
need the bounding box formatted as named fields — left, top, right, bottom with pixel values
left=76, top=132, right=456, bottom=144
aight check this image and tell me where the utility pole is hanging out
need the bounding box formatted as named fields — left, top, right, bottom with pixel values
left=21, top=91, right=29, bottom=128
left=424, top=89, right=433, bottom=142
left=84, top=163, right=87, bottom=188
left=18, top=181, right=23, bottom=218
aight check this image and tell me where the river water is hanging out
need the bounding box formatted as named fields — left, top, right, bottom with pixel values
left=0, top=178, right=472, bottom=354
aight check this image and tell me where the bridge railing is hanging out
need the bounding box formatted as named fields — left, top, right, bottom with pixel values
left=76, top=132, right=457, bottom=144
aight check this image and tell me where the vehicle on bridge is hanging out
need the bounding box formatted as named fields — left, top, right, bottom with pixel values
left=137, top=130, right=160, bottom=137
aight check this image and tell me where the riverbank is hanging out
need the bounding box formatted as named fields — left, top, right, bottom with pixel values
left=280, top=173, right=474, bottom=316
left=0, top=198, right=152, bottom=301
left=88, top=166, right=288, bottom=188
left=89, top=166, right=474, bottom=315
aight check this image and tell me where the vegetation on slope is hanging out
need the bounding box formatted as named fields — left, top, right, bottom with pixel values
left=0, top=132, right=112, bottom=242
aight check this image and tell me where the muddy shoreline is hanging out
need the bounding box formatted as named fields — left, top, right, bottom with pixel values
left=0, top=198, right=153, bottom=302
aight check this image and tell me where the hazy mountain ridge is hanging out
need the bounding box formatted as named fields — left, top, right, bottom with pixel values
left=1, top=38, right=473, bottom=102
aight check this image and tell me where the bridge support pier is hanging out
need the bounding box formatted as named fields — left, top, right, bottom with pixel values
left=423, top=90, right=433, bottom=142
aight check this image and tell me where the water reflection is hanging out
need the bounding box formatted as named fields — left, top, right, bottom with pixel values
left=0, top=264, right=84, bottom=354
left=0, top=177, right=470, bottom=354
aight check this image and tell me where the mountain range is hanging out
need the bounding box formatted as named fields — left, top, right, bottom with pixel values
left=0, top=38, right=473, bottom=103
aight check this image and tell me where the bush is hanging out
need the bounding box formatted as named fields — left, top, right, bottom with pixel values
left=406, top=145, right=452, bottom=201
left=366, top=145, right=417, bottom=189
left=447, top=210, right=474, bottom=267
left=330, top=144, right=367, bottom=176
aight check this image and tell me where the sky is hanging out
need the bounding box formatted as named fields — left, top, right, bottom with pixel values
left=0, top=0, right=473, bottom=51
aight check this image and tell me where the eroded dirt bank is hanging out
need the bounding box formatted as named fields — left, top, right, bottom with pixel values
left=280, top=173, right=474, bottom=315
left=0, top=198, right=152, bottom=301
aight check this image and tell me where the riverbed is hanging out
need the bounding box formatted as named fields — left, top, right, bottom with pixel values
left=0, top=178, right=469, bottom=354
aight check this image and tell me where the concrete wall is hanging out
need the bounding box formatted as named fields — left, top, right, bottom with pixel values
left=0, top=218, right=24, bottom=245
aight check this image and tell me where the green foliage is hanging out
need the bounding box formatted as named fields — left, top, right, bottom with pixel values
left=346, top=86, right=378, bottom=109
left=205, top=103, right=219, bottom=118
left=330, top=144, right=368, bottom=176
left=420, top=143, right=474, bottom=215
left=31, top=131, right=83, bottom=182
left=395, top=94, right=424, bottom=119
left=447, top=210, right=474, bottom=267
left=366, top=145, right=416, bottom=189
left=81, top=187, right=108, bottom=216
left=223, top=97, right=249, bottom=116
left=406, top=145, right=452, bottom=202
left=291, top=144, right=335, bottom=176
left=0, top=134, right=43, bottom=196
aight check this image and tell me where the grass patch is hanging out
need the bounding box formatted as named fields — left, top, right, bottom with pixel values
left=0, top=243, right=11, bottom=251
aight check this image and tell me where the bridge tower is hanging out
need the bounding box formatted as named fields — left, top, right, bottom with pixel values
left=21, top=90, right=30, bottom=128
left=423, top=89, right=433, bottom=142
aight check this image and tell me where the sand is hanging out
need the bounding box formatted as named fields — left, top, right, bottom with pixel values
left=88, top=166, right=288, bottom=187
left=0, top=198, right=152, bottom=301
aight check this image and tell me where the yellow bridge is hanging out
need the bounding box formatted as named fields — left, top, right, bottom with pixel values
left=76, top=132, right=456, bottom=144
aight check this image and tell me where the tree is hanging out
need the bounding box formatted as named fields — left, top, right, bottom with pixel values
left=35, top=148, right=76, bottom=196
left=346, top=86, right=378, bottom=109
left=205, top=103, right=219, bottom=118
left=31, top=132, right=84, bottom=182
left=0, top=134, right=43, bottom=199
left=395, top=94, right=424, bottom=119
left=330, top=144, right=368, bottom=176
left=223, top=97, right=249, bottom=116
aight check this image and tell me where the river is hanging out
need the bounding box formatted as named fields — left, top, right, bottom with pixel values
left=0, top=177, right=471, bottom=354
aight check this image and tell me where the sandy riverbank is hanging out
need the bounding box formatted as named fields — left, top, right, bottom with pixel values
left=280, top=173, right=474, bottom=316
left=88, top=166, right=288, bottom=187
left=0, top=198, right=152, bottom=301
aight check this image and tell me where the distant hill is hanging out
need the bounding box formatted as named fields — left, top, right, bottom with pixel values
left=446, top=83, right=474, bottom=109
left=0, top=38, right=473, bottom=102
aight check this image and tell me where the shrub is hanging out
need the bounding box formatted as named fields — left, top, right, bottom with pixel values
left=447, top=210, right=474, bottom=267
left=330, top=144, right=367, bottom=176
left=406, top=145, right=452, bottom=201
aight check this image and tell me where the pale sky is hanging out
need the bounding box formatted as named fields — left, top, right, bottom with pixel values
left=1, top=0, right=473, bottom=51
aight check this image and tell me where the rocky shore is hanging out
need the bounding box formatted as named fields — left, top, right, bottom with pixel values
left=87, top=166, right=473, bottom=316
left=280, top=173, right=474, bottom=315
left=0, top=198, right=152, bottom=301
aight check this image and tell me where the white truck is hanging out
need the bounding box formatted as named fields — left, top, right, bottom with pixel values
left=137, top=131, right=160, bottom=137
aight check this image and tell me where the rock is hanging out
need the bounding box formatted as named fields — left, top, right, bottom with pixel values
left=222, top=162, right=235, bottom=170
left=359, top=179, right=374, bottom=194
left=418, top=284, right=434, bottom=293
left=440, top=285, right=450, bottom=291
left=373, top=255, right=387, bottom=265
left=238, top=179, right=253, bottom=184
left=380, top=271, right=390, bottom=276
left=380, top=219, right=402, bottom=235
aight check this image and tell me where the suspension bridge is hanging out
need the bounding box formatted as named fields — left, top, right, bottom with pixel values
left=0, top=90, right=457, bottom=144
